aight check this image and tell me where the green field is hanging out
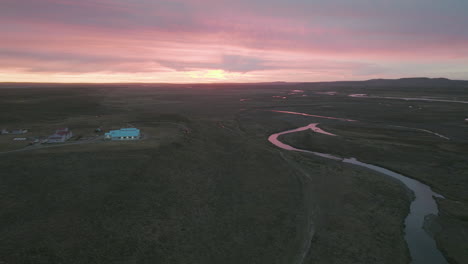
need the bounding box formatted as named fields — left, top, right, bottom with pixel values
left=0, top=79, right=467, bottom=264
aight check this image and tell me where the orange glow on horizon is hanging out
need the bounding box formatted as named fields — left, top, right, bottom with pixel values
left=2, top=0, right=468, bottom=82
left=0, top=69, right=261, bottom=83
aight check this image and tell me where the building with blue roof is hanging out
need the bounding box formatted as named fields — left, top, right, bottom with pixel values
left=104, top=128, right=140, bottom=140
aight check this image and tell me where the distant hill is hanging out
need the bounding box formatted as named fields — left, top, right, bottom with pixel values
left=297, top=78, right=468, bottom=89
left=365, top=77, right=454, bottom=85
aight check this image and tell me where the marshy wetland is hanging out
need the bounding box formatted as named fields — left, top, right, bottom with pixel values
left=1, top=78, right=467, bottom=263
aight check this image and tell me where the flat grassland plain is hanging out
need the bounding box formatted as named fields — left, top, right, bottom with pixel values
left=0, top=78, right=467, bottom=264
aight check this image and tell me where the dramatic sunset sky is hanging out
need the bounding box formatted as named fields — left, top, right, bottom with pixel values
left=1, top=0, right=468, bottom=83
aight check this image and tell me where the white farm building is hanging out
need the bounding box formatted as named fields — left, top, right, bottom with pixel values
left=105, top=128, right=140, bottom=140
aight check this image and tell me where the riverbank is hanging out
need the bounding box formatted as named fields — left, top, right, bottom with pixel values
left=269, top=122, right=445, bottom=263
left=280, top=122, right=468, bottom=263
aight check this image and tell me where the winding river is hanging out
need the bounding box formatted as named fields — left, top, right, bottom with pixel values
left=268, top=122, right=447, bottom=264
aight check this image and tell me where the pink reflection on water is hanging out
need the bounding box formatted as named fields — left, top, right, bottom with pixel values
left=315, top=91, right=337, bottom=95
left=268, top=123, right=341, bottom=160
left=348, top=94, right=368, bottom=97
left=288, top=90, right=305, bottom=95
left=270, top=110, right=356, bottom=122
left=306, top=123, right=337, bottom=136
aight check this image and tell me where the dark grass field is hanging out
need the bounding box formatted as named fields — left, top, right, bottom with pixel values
left=0, top=79, right=467, bottom=263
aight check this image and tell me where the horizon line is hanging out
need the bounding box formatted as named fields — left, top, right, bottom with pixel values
left=0, top=77, right=465, bottom=86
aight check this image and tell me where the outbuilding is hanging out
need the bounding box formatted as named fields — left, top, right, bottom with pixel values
left=11, top=129, right=28, bottom=135
left=104, top=128, right=140, bottom=140
left=47, top=128, right=73, bottom=143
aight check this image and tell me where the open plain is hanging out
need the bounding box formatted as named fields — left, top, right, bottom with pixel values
left=1, top=78, right=467, bottom=264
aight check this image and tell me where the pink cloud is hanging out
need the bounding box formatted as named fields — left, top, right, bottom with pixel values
left=1, top=0, right=468, bottom=82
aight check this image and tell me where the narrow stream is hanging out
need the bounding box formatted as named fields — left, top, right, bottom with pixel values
left=268, top=123, right=447, bottom=264
left=389, top=125, right=450, bottom=140
left=269, top=110, right=357, bottom=122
